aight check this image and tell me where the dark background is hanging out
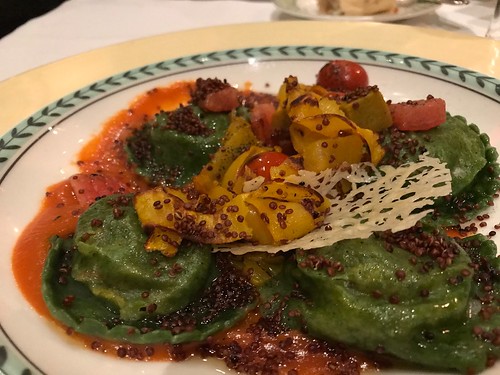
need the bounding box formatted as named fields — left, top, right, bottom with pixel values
left=0, top=0, right=67, bottom=38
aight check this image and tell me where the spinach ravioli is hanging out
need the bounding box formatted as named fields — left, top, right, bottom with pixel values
left=258, top=226, right=500, bottom=374
left=381, top=114, right=500, bottom=226
left=42, top=195, right=257, bottom=344
left=126, top=105, right=237, bottom=187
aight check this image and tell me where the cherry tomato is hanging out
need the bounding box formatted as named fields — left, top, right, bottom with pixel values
left=246, top=152, right=289, bottom=180
left=316, top=60, right=369, bottom=91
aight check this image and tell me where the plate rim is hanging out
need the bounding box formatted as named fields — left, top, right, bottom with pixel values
left=1, top=21, right=498, bottom=131
left=1, top=45, right=499, bottom=169
left=1, top=44, right=500, bottom=375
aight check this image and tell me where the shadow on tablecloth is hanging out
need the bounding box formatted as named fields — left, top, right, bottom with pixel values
left=0, top=0, right=67, bottom=38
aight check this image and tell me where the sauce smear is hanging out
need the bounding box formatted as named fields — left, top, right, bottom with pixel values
left=12, top=81, right=192, bottom=317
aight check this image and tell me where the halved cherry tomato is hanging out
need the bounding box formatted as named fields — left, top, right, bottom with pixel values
left=246, top=152, right=289, bottom=180
left=317, top=60, right=369, bottom=92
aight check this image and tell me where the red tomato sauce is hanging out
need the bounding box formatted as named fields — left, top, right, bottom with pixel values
left=10, top=80, right=374, bottom=373
left=11, top=180, right=81, bottom=317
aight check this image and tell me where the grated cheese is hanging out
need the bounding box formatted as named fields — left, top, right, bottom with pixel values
left=216, top=154, right=452, bottom=255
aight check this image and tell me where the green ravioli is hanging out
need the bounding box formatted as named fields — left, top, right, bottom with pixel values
left=126, top=105, right=232, bottom=187
left=289, top=229, right=500, bottom=373
left=42, top=194, right=257, bottom=344
left=381, top=114, right=500, bottom=225
left=71, top=194, right=213, bottom=320
left=411, top=116, right=487, bottom=194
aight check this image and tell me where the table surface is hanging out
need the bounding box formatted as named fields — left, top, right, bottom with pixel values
left=0, top=4, right=499, bottom=375
left=0, top=0, right=498, bottom=81
left=0, top=0, right=499, bottom=133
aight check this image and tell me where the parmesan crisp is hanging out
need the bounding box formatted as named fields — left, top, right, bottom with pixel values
left=216, top=154, right=452, bottom=255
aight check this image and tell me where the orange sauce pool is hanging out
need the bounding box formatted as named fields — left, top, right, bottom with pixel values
left=10, top=80, right=375, bottom=373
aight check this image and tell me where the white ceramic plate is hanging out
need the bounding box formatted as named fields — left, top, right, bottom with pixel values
left=273, top=0, right=439, bottom=21
left=0, top=46, right=499, bottom=375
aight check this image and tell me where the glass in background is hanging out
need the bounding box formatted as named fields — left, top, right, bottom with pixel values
left=486, top=0, right=500, bottom=39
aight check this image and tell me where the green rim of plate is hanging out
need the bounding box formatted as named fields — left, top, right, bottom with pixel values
left=0, top=45, right=499, bottom=375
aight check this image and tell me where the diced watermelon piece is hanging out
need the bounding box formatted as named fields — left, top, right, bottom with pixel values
left=69, top=173, right=130, bottom=206
left=199, top=86, right=240, bottom=112
left=389, top=97, right=446, bottom=131
left=250, top=102, right=276, bottom=145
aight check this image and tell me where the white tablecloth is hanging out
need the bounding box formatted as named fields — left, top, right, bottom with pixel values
left=0, top=0, right=497, bottom=83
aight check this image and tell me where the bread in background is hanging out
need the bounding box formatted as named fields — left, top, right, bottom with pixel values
left=318, top=0, right=341, bottom=13
left=317, top=0, right=397, bottom=15
left=340, top=0, right=397, bottom=15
